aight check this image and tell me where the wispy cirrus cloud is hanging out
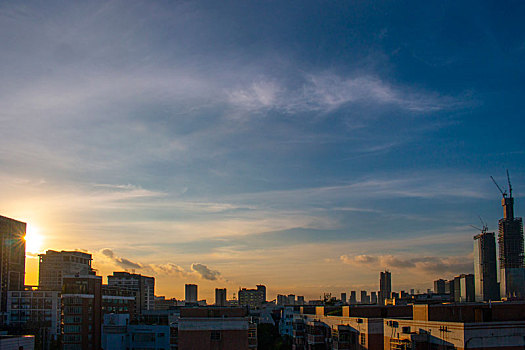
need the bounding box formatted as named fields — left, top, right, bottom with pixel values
left=228, top=73, right=454, bottom=114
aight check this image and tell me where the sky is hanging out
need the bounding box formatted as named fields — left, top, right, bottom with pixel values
left=1, top=0, right=524, bottom=302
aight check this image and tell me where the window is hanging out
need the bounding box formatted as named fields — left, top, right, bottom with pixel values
left=211, top=331, right=221, bottom=341
left=64, top=325, right=81, bottom=333
left=360, top=333, right=366, bottom=346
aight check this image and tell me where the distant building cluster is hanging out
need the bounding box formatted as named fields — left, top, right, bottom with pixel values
left=0, top=173, right=524, bottom=349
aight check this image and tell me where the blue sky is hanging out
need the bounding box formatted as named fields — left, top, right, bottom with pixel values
left=1, top=0, right=524, bottom=300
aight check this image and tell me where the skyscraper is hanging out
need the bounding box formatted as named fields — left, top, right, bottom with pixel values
left=474, top=229, right=499, bottom=301
left=370, top=291, right=377, bottom=304
left=360, top=290, right=370, bottom=304
left=349, top=291, right=357, bottom=305
left=185, top=284, right=198, bottom=303
left=492, top=173, right=525, bottom=299
left=434, top=279, right=446, bottom=294
left=379, top=270, right=391, bottom=305
left=0, top=215, right=26, bottom=325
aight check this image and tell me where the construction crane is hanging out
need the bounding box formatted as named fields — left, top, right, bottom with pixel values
left=507, top=169, right=513, bottom=198
left=470, top=224, right=488, bottom=234
left=470, top=216, right=489, bottom=234
left=490, top=175, right=507, bottom=198
left=478, top=215, right=488, bottom=228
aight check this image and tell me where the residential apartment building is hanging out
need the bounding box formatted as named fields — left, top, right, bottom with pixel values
left=62, top=274, right=103, bottom=350
left=238, top=285, right=266, bottom=310
left=6, top=289, right=61, bottom=348
left=38, top=250, right=94, bottom=291
left=107, top=272, right=154, bottom=312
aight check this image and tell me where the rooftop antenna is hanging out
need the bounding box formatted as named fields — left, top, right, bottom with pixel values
left=490, top=176, right=507, bottom=198
left=506, top=169, right=513, bottom=198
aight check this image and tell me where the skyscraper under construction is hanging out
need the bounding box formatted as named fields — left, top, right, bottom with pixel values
left=492, top=172, right=525, bottom=299
left=473, top=227, right=499, bottom=301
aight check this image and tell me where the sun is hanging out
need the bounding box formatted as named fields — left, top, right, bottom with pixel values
left=24, top=224, right=44, bottom=255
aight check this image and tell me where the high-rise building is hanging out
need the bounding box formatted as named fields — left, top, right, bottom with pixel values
left=62, top=274, right=103, bottom=349
left=452, top=274, right=475, bottom=302
left=0, top=215, right=26, bottom=325
left=474, top=229, right=500, bottom=301
left=287, top=294, right=295, bottom=305
left=341, top=292, right=347, bottom=303
left=434, top=279, right=446, bottom=294
left=494, top=173, right=525, bottom=299
left=349, top=291, right=357, bottom=305
left=185, top=284, right=198, bottom=303
left=360, top=290, right=370, bottom=304
left=256, top=285, right=266, bottom=302
left=297, top=296, right=305, bottom=305
left=379, top=270, right=391, bottom=305
left=38, top=250, right=94, bottom=291
left=107, top=272, right=155, bottom=312
left=215, top=288, right=227, bottom=306
left=370, top=291, right=377, bottom=304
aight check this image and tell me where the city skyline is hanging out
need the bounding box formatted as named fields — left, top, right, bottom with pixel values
left=1, top=1, right=525, bottom=301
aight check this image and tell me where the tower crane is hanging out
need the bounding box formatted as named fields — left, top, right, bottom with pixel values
left=490, top=175, right=507, bottom=198
left=507, top=169, right=513, bottom=198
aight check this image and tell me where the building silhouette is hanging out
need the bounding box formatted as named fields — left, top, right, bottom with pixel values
left=452, top=274, right=475, bottom=302
left=474, top=229, right=500, bottom=301
left=238, top=285, right=266, bottom=309
left=0, top=215, right=26, bottom=325
left=493, top=173, right=525, bottom=299
left=341, top=292, right=347, bottom=303
left=185, top=284, right=198, bottom=303
left=433, top=279, right=446, bottom=294
left=379, top=270, right=391, bottom=305
left=215, top=288, right=227, bottom=306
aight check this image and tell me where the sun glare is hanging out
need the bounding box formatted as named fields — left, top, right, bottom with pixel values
left=25, top=224, right=44, bottom=254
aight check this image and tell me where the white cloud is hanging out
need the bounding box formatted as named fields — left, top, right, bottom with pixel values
left=228, top=73, right=451, bottom=114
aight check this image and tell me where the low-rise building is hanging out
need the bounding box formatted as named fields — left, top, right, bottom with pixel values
left=0, top=335, right=35, bottom=350
left=178, top=307, right=255, bottom=350
left=291, top=302, right=525, bottom=350
left=6, top=289, right=61, bottom=348
left=101, top=314, right=170, bottom=350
